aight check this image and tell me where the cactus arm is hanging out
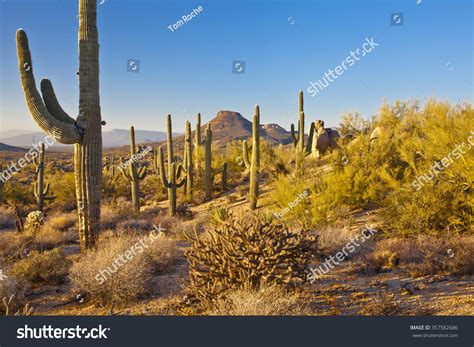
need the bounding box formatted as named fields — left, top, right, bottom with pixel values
left=176, top=162, right=185, bottom=179
left=16, top=30, right=82, bottom=144
left=33, top=182, right=38, bottom=198
left=176, top=174, right=186, bottom=188
left=40, top=79, right=76, bottom=125
left=305, top=121, right=315, bottom=155
left=242, top=140, right=251, bottom=168
left=290, top=124, right=298, bottom=147
left=137, top=166, right=147, bottom=179
left=119, top=166, right=132, bottom=181
left=157, top=146, right=171, bottom=189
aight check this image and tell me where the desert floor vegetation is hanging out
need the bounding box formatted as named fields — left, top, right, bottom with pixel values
left=0, top=99, right=472, bottom=316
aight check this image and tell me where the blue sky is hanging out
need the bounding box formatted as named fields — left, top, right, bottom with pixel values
left=0, top=0, right=472, bottom=133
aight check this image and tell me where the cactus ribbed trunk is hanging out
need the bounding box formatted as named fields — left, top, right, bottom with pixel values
left=242, top=105, right=261, bottom=210
left=194, top=113, right=202, bottom=173
left=157, top=114, right=186, bottom=216
left=249, top=106, right=260, bottom=210
left=222, top=162, right=228, bottom=192
left=290, top=90, right=314, bottom=171
left=75, top=0, right=102, bottom=248
left=184, top=120, right=193, bottom=200
left=203, top=124, right=212, bottom=201
left=129, top=127, right=140, bottom=211
left=16, top=0, right=102, bottom=250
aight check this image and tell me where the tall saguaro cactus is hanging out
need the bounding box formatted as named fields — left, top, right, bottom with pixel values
left=194, top=113, right=202, bottom=172
left=33, top=143, right=56, bottom=211
left=202, top=123, right=213, bottom=200
left=290, top=91, right=315, bottom=169
left=242, top=105, right=260, bottom=210
left=0, top=161, right=4, bottom=205
left=183, top=120, right=193, bottom=200
left=157, top=114, right=186, bottom=216
left=119, top=126, right=146, bottom=212
left=16, top=0, right=102, bottom=250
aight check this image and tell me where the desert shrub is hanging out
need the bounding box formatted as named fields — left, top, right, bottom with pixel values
left=359, top=291, right=402, bottom=316
left=11, top=248, right=70, bottom=284
left=338, top=111, right=372, bottom=138
left=304, top=99, right=473, bottom=234
left=69, top=232, right=177, bottom=307
left=0, top=276, right=27, bottom=315
left=102, top=171, right=129, bottom=202
left=207, top=283, right=308, bottom=316
left=3, top=180, right=34, bottom=206
left=47, top=172, right=76, bottom=210
left=185, top=213, right=317, bottom=303
left=268, top=174, right=312, bottom=228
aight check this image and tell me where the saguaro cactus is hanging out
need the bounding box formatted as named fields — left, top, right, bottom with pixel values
left=119, top=126, right=146, bottom=212
left=242, top=105, right=260, bottom=210
left=0, top=161, right=4, bottom=205
left=16, top=0, right=102, bottom=250
left=290, top=91, right=315, bottom=168
left=194, top=113, right=202, bottom=172
left=157, top=114, right=186, bottom=216
left=222, top=162, right=228, bottom=192
left=202, top=123, right=213, bottom=200
left=183, top=120, right=193, bottom=200
left=33, top=143, right=56, bottom=211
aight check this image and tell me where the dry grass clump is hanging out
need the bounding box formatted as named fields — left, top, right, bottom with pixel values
left=316, top=224, right=376, bottom=257
left=356, top=235, right=474, bottom=276
left=46, top=212, right=76, bottom=231
left=69, top=231, right=178, bottom=307
left=359, top=291, right=402, bottom=316
left=207, top=283, right=309, bottom=316
left=168, top=214, right=207, bottom=241
left=185, top=212, right=317, bottom=304
left=11, top=248, right=70, bottom=284
left=0, top=276, right=27, bottom=314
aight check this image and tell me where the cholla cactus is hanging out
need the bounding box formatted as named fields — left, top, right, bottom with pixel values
left=242, top=105, right=260, bottom=210
left=157, top=114, right=186, bottom=216
left=119, top=126, right=146, bottom=212
left=290, top=91, right=315, bottom=169
left=33, top=143, right=56, bottom=211
left=16, top=0, right=103, bottom=250
left=25, top=210, right=44, bottom=232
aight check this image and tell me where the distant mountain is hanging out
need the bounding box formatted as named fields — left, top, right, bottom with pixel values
left=189, top=111, right=293, bottom=146
left=0, top=142, right=29, bottom=152
left=0, top=129, right=176, bottom=148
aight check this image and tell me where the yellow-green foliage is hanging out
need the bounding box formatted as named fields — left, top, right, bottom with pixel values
left=46, top=172, right=76, bottom=209
left=3, top=180, right=34, bottom=205
left=11, top=248, right=70, bottom=284
left=306, top=99, right=473, bottom=234
left=268, top=175, right=311, bottom=228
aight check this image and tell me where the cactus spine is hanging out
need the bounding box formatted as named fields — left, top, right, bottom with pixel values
left=157, top=114, right=186, bottom=216
left=16, top=0, right=102, bottom=250
left=203, top=123, right=213, bottom=200
left=33, top=143, right=56, bottom=211
left=119, top=126, right=146, bottom=212
left=242, top=105, right=260, bottom=210
left=290, top=91, right=314, bottom=168
left=183, top=120, right=193, bottom=200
